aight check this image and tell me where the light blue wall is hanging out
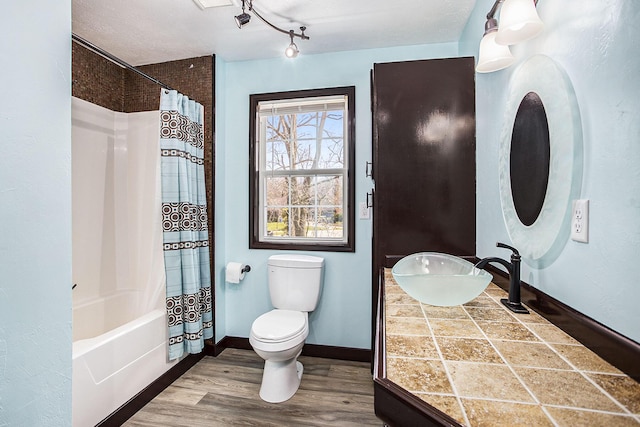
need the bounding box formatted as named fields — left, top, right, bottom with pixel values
left=0, top=3, right=72, bottom=426
left=214, top=58, right=228, bottom=343
left=215, top=43, right=459, bottom=348
left=461, top=0, right=640, bottom=342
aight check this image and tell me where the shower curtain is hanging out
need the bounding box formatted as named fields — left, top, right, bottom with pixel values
left=159, top=89, right=212, bottom=360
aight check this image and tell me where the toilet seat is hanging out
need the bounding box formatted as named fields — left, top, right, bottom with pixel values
left=252, top=310, right=306, bottom=341
left=250, top=310, right=308, bottom=352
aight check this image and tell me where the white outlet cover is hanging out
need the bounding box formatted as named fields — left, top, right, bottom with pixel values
left=571, top=199, right=589, bottom=243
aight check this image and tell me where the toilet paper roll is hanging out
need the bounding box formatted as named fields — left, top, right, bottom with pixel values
left=226, top=262, right=246, bottom=284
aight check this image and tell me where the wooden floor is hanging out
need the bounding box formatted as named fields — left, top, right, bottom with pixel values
left=124, top=348, right=383, bottom=426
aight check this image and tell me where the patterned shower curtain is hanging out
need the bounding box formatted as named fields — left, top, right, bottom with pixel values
left=159, top=89, right=212, bottom=361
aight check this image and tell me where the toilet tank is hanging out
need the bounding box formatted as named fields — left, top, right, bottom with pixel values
left=267, top=254, right=324, bottom=312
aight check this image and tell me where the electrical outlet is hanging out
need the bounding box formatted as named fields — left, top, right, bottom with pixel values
left=359, top=202, right=370, bottom=220
left=571, top=199, right=589, bottom=243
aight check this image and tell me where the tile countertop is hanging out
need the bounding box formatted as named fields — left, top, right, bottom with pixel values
left=383, top=269, right=640, bottom=427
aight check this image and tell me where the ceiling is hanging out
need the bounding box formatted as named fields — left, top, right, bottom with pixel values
left=72, top=0, right=477, bottom=65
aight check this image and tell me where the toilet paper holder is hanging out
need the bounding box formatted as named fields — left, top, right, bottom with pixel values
left=241, top=265, right=251, bottom=273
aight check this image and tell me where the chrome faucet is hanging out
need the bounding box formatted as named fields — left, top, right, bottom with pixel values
left=475, top=242, right=529, bottom=314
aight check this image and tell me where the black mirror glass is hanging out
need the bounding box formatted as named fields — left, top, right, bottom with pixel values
left=510, top=91, right=550, bottom=226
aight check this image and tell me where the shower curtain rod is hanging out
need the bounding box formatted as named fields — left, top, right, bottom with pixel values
left=72, top=33, right=174, bottom=91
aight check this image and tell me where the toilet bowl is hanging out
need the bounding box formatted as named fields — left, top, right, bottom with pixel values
left=249, top=254, right=324, bottom=403
left=249, top=310, right=309, bottom=403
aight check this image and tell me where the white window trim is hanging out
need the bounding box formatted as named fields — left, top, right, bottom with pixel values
left=256, top=94, right=349, bottom=245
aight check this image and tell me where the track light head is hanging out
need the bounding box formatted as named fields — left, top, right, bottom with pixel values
left=285, top=42, right=299, bottom=58
left=285, top=30, right=299, bottom=58
left=234, top=12, right=251, bottom=28
left=234, top=0, right=251, bottom=28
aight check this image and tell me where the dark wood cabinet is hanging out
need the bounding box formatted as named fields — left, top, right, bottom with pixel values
left=371, top=57, right=477, bottom=342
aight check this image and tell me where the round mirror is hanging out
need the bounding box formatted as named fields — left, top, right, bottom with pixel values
left=498, top=55, right=583, bottom=266
left=510, top=92, right=550, bottom=226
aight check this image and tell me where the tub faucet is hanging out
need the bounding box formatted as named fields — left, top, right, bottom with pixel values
left=475, top=242, right=529, bottom=314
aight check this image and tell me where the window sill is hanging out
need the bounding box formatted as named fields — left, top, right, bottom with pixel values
left=250, top=240, right=354, bottom=252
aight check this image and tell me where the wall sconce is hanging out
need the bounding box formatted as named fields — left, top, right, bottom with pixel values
left=476, top=0, right=543, bottom=73
left=234, top=0, right=309, bottom=58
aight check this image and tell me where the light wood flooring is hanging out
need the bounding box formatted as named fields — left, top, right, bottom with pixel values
left=124, top=348, right=383, bottom=426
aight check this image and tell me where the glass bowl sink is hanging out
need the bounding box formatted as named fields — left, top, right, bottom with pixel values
left=391, top=253, right=493, bottom=306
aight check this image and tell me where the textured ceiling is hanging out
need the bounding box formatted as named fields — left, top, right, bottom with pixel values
left=72, top=0, right=477, bottom=65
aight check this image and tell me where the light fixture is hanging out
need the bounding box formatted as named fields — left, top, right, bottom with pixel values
left=233, top=0, right=309, bottom=58
left=495, top=0, right=544, bottom=45
left=476, top=18, right=515, bottom=73
left=235, top=12, right=251, bottom=28
left=234, top=0, right=251, bottom=28
left=476, top=0, right=543, bottom=73
left=284, top=30, right=299, bottom=58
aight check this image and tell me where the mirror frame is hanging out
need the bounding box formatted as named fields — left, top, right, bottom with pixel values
left=499, top=55, right=583, bottom=266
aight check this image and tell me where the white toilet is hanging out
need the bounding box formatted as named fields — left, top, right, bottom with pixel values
left=249, top=254, right=324, bottom=403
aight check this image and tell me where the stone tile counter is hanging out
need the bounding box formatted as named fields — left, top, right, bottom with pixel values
left=383, top=269, right=640, bottom=426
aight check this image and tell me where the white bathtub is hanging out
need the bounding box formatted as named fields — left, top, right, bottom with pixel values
left=72, top=299, right=177, bottom=427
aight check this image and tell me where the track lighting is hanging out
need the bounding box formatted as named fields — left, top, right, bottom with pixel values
left=233, top=0, right=309, bottom=58
left=476, top=0, right=543, bottom=73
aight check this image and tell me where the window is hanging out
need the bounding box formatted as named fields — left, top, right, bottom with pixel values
left=249, top=87, right=355, bottom=251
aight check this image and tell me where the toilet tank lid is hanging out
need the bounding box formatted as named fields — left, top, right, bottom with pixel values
left=268, top=254, right=324, bottom=268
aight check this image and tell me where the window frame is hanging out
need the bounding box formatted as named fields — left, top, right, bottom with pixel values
left=249, top=86, right=356, bottom=252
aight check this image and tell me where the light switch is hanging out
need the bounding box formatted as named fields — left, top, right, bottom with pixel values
left=359, top=202, right=370, bottom=220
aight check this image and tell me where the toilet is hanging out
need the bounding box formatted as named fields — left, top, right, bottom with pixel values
left=249, top=254, right=324, bottom=403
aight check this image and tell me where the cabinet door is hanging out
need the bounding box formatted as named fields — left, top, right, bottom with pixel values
left=371, top=57, right=476, bottom=331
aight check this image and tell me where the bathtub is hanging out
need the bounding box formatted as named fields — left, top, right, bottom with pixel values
left=72, top=98, right=175, bottom=426
left=71, top=98, right=175, bottom=427
left=72, top=296, right=177, bottom=427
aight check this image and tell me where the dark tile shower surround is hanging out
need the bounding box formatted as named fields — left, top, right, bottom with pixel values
left=72, top=43, right=215, bottom=319
left=72, top=43, right=125, bottom=112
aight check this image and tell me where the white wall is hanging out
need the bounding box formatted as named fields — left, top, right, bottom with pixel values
left=215, top=43, right=459, bottom=348
left=0, top=3, right=72, bottom=426
left=461, top=0, right=640, bottom=342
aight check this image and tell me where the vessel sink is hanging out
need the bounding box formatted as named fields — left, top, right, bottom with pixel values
left=391, top=253, right=493, bottom=306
